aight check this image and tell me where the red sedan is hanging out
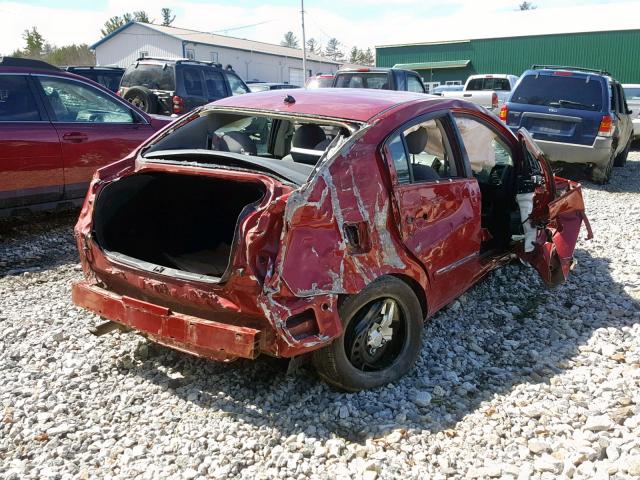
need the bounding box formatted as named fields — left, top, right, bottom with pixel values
left=72, top=88, right=591, bottom=391
left=0, top=58, right=171, bottom=216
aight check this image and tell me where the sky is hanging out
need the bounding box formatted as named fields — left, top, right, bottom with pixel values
left=1, top=0, right=640, bottom=56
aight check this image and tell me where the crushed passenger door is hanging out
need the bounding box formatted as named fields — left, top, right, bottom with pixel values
left=516, top=128, right=593, bottom=284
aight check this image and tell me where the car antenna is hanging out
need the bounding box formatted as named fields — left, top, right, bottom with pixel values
left=284, top=94, right=296, bottom=104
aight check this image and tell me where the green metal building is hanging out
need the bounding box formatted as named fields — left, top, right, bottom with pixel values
left=376, top=29, right=640, bottom=88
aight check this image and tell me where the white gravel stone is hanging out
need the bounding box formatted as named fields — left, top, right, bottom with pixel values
left=1, top=157, right=640, bottom=479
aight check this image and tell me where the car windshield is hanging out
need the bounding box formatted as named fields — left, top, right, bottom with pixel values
left=511, top=74, right=603, bottom=111
left=311, top=77, right=333, bottom=88
left=334, top=72, right=389, bottom=89
left=466, top=77, right=512, bottom=91
left=121, top=64, right=175, bottom=90
left=142, top=109, right=359, bottom=168
left=624, top=87, right=640, bottom=100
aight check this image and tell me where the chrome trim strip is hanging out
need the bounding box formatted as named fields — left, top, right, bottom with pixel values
left=435, top=252, right=478, bottom=276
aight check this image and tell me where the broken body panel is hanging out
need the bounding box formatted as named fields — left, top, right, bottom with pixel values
left=72, top=90, right=591, bottom=364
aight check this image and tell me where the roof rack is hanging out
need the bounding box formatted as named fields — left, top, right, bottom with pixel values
left=531, top=65, right=610, bottom=76
left=0, top=56, right=59, bottom=71
left=135, top=57, right=224, bottom=69
left=64, top=65, right=124, bottom=70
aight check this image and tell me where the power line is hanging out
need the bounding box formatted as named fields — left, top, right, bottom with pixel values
left=212, top=19, right=274, bottom=34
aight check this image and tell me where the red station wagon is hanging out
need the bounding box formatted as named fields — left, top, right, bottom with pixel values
left=72, top=89, right=592, bottom=391
left=0, top=58, right=171, bottom=216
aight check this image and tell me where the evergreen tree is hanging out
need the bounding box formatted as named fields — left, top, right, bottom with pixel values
left=281, top=31, right=299, bottom=48
left=161, top=8, right=176, bottom=26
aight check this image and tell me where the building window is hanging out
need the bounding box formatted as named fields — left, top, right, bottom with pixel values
left=138, top=51, right=148, bottom=59
left=445, top=80, right=462, bottom=86
left=185, top=48, right=195, bottom=60
left=210, top=51, right=219, bottom=63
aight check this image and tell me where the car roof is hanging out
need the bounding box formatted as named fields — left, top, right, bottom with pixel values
left=211, top=88, right=447, bottom=122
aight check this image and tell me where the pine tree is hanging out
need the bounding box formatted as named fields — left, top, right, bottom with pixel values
left=161, top=8, right=176, bottom=26
left=281, top=31, right=299, bottom=48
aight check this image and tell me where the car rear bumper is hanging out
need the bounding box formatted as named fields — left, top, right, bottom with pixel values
left=533, top=137, right=612, bottom=167
left=72, top=281, right=262, bottom=361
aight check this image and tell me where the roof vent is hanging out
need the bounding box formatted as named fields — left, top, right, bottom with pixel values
left=283, top=94, right=296, bottom=104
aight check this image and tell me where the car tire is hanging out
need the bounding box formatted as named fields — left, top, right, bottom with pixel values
left=312, top=276, right=424, bottom=392
left=590, top=150, right=615, bottom=184
left=123, top=87, right=158, bottom=114
left=614, top=139, right=630, bottom=167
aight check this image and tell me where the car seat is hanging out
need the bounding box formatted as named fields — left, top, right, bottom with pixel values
left=284, top=124, right=328, bottom=165
left=220, top=131, right=257, bottom=155
left=405, top=127, right=440, bottom=181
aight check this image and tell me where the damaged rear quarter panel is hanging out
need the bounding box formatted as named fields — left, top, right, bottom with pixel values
left=270, top=116, right=431, bottom=307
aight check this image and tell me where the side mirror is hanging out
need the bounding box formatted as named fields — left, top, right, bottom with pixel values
left=628, top=109, right=633, bottom=115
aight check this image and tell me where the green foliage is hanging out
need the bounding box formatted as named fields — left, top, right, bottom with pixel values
left=101, top=11, right=152, bottom=37
left=10, top=27, right=94, bottom=66
left=23, top=27, right=45, bottom=57
left=281, top=31, right=299, bottom=48
left=347, top=46, right=374, bottom=66
left=161, top=8, right=176, bottom=26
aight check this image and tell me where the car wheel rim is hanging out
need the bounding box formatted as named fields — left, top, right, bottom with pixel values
left=345, top=298, right=407, bottom=372
left=130, top=96, right=145, bottom=109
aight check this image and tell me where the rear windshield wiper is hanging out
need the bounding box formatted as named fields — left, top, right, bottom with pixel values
left=548, top=99, right=595, bottom=110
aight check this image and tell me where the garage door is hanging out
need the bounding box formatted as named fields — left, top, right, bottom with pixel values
left=289, top=68, right=304, bottom=87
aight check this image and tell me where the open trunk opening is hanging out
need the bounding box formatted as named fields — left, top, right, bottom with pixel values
left=93, top=172, right=266, bottom=279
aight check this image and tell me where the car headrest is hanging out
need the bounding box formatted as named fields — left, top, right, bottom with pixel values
left=405, top=127, right=428, bottom=155
left=220, top=131, right=257, bottom=155
left=293, top=124, right=326, bottom=149
left=291, top=124, right=327, bottom=164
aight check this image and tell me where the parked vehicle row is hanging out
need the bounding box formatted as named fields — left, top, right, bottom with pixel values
left=0, top=57, right=171, bottom=216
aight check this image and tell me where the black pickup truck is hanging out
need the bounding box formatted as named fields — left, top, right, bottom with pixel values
left=331, top=67, right=426, bottom=93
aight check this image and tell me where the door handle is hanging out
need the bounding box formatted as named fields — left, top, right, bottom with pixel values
left=62, top=132, right=89, bottom=143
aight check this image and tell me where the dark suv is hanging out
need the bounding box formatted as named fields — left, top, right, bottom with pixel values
left=500, top=65, right=633, bottom=183
left=63, top=66, right=124, bottom=93
left=119, top=57, right=250, bottom=116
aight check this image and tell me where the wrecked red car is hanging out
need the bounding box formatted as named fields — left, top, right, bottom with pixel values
left=72, top=89, right=591, bottom=391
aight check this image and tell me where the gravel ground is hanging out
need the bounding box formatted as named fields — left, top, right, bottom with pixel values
left=1, top=155, right=639, bottom=480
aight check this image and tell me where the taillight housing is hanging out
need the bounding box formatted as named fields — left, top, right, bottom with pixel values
left=499, top=105, right=508, bottom=122
left=172, top=95, right=185, bottom=114
left=492, top=92, right=498, bottom=110
left=598, top=114, right=614, bottom=137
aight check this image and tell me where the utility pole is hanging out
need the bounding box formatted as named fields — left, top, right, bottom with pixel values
left=301, top=0, right=307, bottom=87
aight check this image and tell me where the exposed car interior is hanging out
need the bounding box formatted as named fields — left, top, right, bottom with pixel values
left=453, top=115, right=519, bottom=250
left=144, top=110, right=354, bottom=167
left=389, top=115, right=522, bottom=252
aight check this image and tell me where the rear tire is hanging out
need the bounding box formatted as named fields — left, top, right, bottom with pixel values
left=123, top=87, right=158, bottom=114
left=312, top=276, right=424, bottom=391
left=614, top=139, right=630, bottom=167
left=590, top=150, right=615, bottom=184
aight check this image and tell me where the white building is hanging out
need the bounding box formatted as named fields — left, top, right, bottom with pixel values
left=91, top=22, right=340, bottom=86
